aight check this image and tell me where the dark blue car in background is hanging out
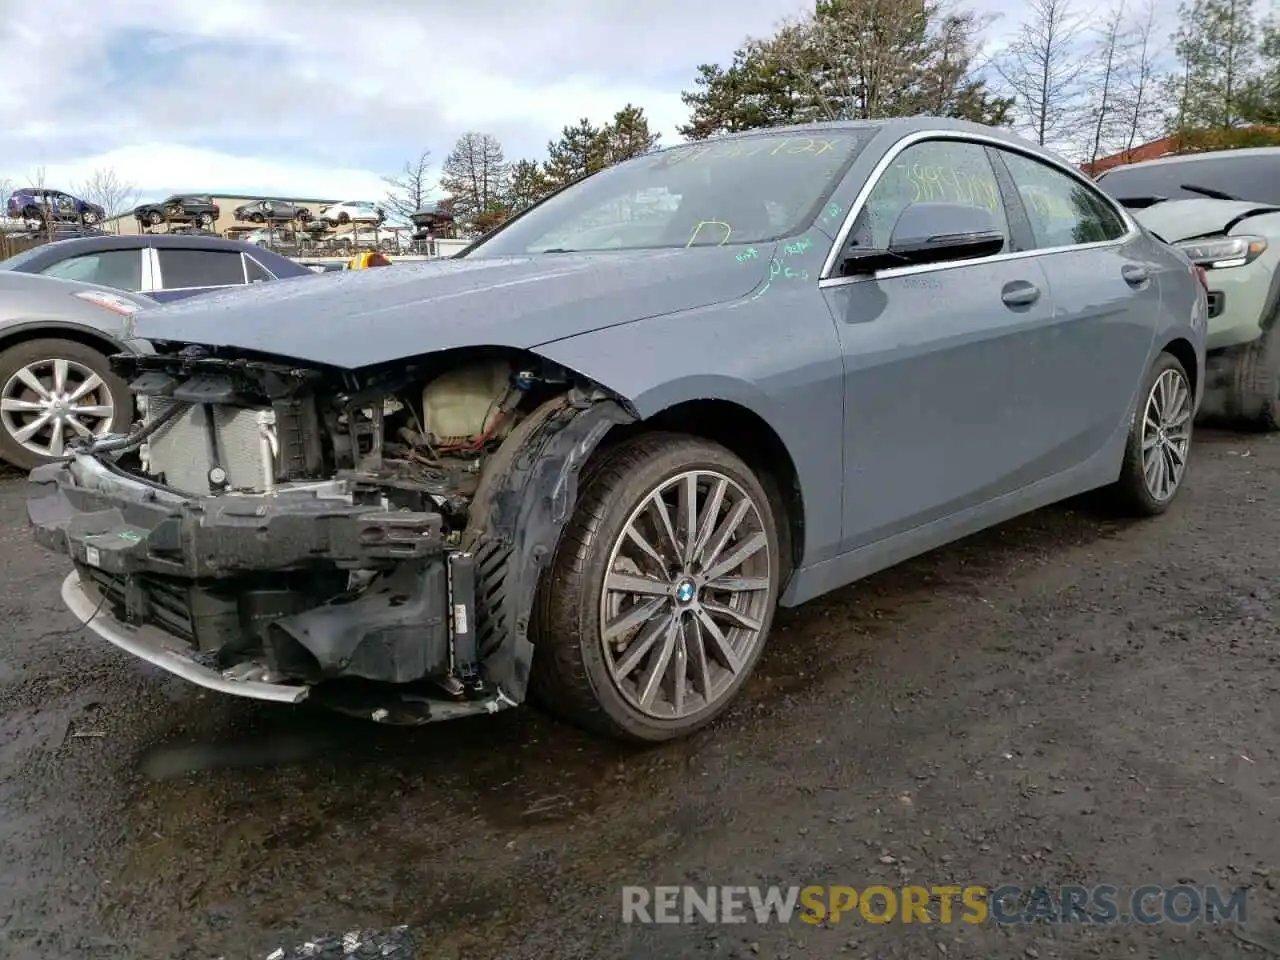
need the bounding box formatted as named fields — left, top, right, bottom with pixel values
left=0, top=233, right=315, bottom=302
left=7, top=188, right=105, bottom=227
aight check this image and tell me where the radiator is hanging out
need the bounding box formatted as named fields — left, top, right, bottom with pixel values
left=145, top=399, right=270, bottom=494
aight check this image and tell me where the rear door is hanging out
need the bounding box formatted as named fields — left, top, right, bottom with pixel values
left=994, top=147, right=1159, bottom=470
left=150, top=247, right=249, bottom=301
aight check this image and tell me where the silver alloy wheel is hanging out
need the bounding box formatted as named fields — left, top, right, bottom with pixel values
left=0, top=357, right=115, bottom=459
left=1141, top=367, right=1192, bottom=502
left=599, top=469, right=773, bottom=720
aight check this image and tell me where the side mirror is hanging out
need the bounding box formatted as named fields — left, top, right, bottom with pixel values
left=843, top=202, right=1005, bottom=274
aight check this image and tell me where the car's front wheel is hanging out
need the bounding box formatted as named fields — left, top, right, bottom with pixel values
left=0, top=339, right=127, bottom=470
left=1227, top=323, right=1279, bottom=432
left=1106, top=351, right=1194, bottom=516
left=531, top=432, right=781, bottom=742
left=198, top=212, right=214, bottom=229
left=81, top=210, right=100, bottom=226
left=146, top=210, right=163, bottom=226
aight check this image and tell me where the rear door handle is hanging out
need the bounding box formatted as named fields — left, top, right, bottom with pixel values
left=1122, top=264, right=1150, bottom=286
left=1001, top=280, right=1041, bottom=307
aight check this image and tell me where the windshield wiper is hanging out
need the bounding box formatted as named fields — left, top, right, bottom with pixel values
left=1115, top=196, right=1167, bottom=209
left=1180, top=183, right=1241, bottom=201
left=538, top=248, right=578, bottom=254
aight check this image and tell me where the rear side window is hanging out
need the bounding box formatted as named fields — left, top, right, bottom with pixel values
left=40, top=250, right=143, bottom=290
left=157, top=249, right=247, bottom=288
left=1097, top=154, right=1280, bottom=205
left=1000, top=151, right=1127, bottom=249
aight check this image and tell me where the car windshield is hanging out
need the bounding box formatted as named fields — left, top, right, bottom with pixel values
left=1097, top=153, right=1280, bottom=205
left=465, top=129, right=873, bottom=256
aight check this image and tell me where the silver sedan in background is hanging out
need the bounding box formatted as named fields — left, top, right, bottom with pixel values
left=0, top=272, right=153, bottom=469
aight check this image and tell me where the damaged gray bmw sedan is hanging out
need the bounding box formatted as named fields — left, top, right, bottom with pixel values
left=27, top=118, right=1207, bottom=742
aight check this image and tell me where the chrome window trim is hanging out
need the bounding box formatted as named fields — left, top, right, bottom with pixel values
left=817, top=128, right=1140, bottom=286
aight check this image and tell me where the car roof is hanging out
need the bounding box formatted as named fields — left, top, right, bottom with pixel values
left=0, top=233, right=314, bottom=278
left=1099, top=146, right=1280, bottom=173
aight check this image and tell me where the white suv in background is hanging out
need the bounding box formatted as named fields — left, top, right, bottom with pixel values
left=317, top=201, right=383, bottom=226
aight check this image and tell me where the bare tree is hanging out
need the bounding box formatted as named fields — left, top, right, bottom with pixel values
left=439, top=133, right=509, bottom=232
left=74, top=167, right=139, bottom=232
left=25, top=166, right=56, bottom=242
left=382, top=150, right=432, bottom=223
left=1116, top=0, right=1163, bottom=156
left=1084, top=2, right=1132, bottom=167
left=993, top=0, right=1088, bottom=146
left=0, top=175, right=13, bottom=258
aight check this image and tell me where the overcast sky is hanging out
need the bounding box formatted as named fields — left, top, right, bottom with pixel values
left=0, top=0, right=1181, bottom=204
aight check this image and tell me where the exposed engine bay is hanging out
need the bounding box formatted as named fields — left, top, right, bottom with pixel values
left=26, top=342, right=634, bottom=723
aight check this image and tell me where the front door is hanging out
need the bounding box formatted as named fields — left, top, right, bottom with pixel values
left=821, top=136, right=1058, bottom=552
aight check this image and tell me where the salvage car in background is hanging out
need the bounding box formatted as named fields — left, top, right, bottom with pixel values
left=0, top=234, right=315, bottom=303
left=317, top=200, right=383, bottom=226
left=0, top=273, right=153, bottom=469
left=7, top=188, right=105, bottom=228
left=28, top=118, right=1206, bottom=744
left=1096, top=148, right=1280, bottom=430
left=133, top=195, right=220, bottom=229
left=234, top=199, right=313, bottom=224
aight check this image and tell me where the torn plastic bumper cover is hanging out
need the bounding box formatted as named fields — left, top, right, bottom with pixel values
left=26, top=452, right=479, bottom=711
left=26, top=395, right=635, bottom=721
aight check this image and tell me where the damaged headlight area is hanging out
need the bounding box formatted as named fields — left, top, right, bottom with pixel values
left=27, top=342, right=634, bottom=723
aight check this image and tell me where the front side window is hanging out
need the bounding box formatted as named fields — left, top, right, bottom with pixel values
left=850, top=139, right=1009, bottom=250
left=466, top=129, right=874, bottom=256
left=40, top=250, right=143, bottom=290
left=157, top=248, right=247, bottom=288
left=1001, top=151, right=1127, bottom=249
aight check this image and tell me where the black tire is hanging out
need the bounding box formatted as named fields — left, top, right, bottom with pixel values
left=1225, top=322, right=1279, bottom=432
left=250, top=212, right=264, bottom=224
left=198, top=212, right=214, bottom=228
left=529, top=432, right=781, bottom=743
left=146, top=210, right=163, bottom=226
left=296, top=208, right=311, bottom=223
left=81, top=210, right=100, bottom=226
left=1104, top=351, right=1194, bottom=517
left=0, top=338, right=129, bottom=471
left=337, top=212, right=351, bottom=224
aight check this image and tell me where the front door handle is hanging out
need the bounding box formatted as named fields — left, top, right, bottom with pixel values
left=1001, top=280, right=1041, bottom=307
left=1122, top=264, right=1150, bottom=286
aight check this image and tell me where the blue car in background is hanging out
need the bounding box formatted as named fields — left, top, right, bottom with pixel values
left=0, top=233, right=316, bottom=302
left=7, top=187, right=105, bottom=227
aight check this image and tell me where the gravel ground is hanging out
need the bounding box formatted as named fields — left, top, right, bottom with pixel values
left=0, top=428, right=1276, bottom=960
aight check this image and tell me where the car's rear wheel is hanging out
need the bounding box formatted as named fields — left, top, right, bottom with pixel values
left=530, top=432, right=781, bottom=742
left=1226, top=323, right=1279, bottom=432
left=198, top=212, right=214, bottom=229
left=337, top=212, right=351, bottom=224
left=0, top=339, right=128, bottom=470
left=146, top=210, right=163, bottom=226
left=81, top=210, right=100, bottom=226
left=1105, top=351, right=1194, bottom=516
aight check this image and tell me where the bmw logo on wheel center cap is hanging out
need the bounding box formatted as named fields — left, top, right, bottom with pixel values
left=675, top=579, right=696, bottom=604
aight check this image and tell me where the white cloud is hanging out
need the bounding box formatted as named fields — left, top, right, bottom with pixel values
left=0, top=0, right=1186, bottom=199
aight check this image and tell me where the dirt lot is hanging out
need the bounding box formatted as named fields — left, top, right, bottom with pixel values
left=0, top=428, right=1276, bottom=960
